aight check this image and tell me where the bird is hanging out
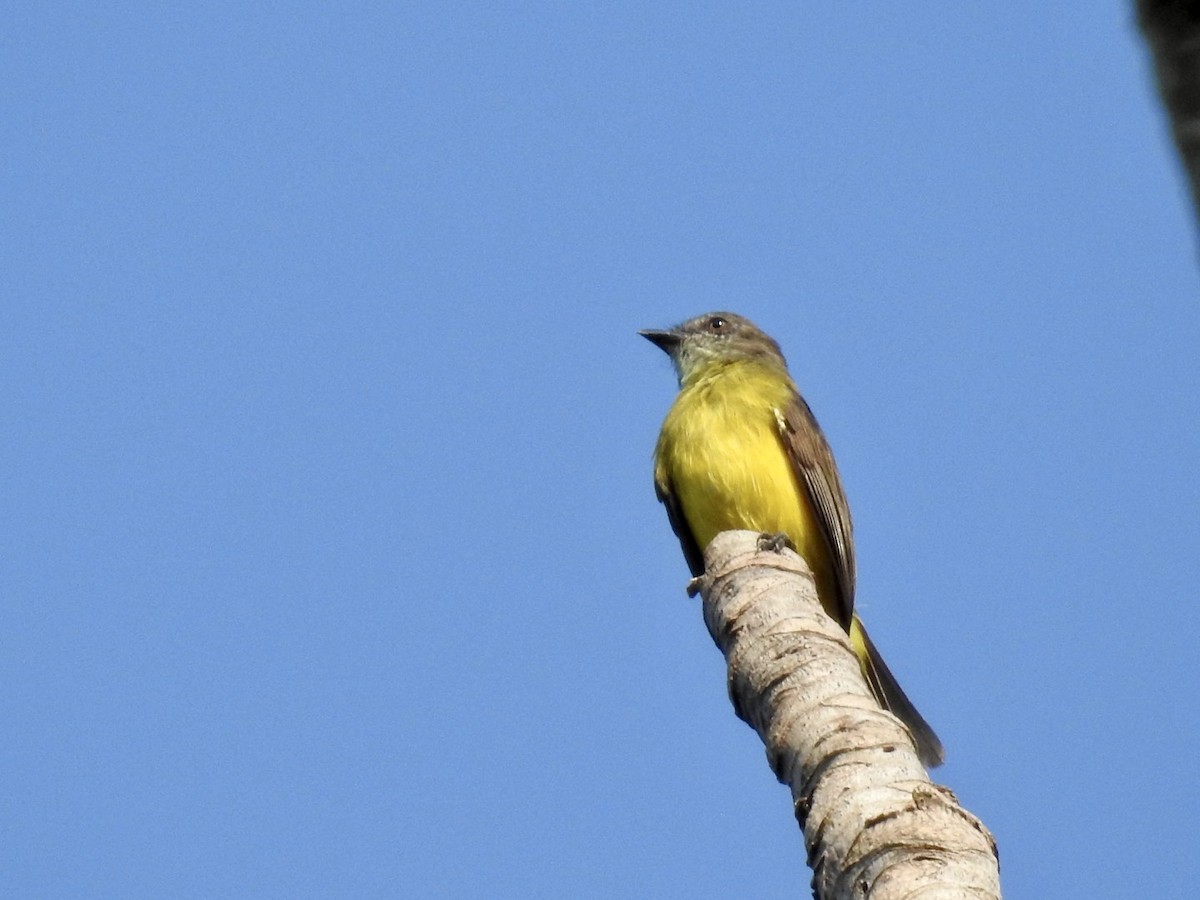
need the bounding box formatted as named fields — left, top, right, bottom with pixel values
left=641, top=311, right=943, bottom=767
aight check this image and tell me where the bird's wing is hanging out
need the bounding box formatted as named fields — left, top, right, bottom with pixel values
left=654, top=473, right=706, bottom=578
left=776, top=394, right=856, bottom=626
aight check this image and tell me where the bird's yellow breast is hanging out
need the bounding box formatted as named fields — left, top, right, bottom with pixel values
left=654, top=363, right=826, bottom=577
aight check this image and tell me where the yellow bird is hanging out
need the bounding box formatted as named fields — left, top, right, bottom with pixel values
left=642, top=311, right=943, bottom=767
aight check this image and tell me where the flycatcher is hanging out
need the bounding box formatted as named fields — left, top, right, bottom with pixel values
left=642, top=311, right=943, bottom=767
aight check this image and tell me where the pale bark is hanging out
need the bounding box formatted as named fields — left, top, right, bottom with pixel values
left=1138, top=0, right=1200, bottom=229
left=694, top=530, right=1001, bottom=900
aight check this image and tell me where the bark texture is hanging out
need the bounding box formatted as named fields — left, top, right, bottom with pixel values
left=695, top=530, right=1000, bottom=900
left=1139, top=0, right=1200, bottom=222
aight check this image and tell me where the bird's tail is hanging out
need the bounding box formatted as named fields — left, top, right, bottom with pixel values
left=850, top=616, right=945, bottom=768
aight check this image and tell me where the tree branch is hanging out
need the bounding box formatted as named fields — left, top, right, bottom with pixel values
left=694, top=530, right=1001, bottom=900
left=1138, top=0, right=1200, bottom=230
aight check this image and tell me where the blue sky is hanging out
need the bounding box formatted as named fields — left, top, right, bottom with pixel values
left=4, top=4, right=1198, bottom=897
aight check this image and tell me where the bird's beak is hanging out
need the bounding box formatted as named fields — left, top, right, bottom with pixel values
left=639, top=329, right=682, bottom=354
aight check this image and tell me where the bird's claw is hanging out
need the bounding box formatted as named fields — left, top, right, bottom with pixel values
left=757, top=532, right=795, bottom=555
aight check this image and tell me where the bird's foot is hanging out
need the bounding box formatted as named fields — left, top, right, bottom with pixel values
left=757, top=532, right=795, bottom=555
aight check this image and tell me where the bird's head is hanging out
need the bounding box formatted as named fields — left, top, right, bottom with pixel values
left=639, top=312, right=786, bottom=387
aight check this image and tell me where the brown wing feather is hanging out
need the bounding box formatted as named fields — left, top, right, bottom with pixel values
left=655, top=475, right=706, bottom=577
left=777, top=393, right=856, bottom=628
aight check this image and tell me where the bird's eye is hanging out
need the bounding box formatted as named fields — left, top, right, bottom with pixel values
left=707, top=316, right=728, bottom=332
